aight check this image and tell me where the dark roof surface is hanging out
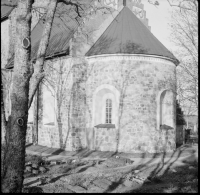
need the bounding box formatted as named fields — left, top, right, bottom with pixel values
left=1, top=0, right=18, bottom=20
left=6, top=3, right=79, bottom=69
left=85, top=6, right=179, bottom=64
left=1, top=6, right=15, bottom=20
left=31, top=6, right=78, bottom=60
left=31, top=0, right=94, bottom=60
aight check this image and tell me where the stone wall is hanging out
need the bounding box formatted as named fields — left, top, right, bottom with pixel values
left=70, top=58, right=87, bottom=150
left=91, top=127, right=175, bottom=153
left=1, top=1, right=178, bottom=153
left=38, top=125, right=59, bottom=148
left=2, top=54, right=177, bottom=153
left=36, top=57, right=87, bottom=151
left=86, top=55, right=177, bottom=153
left=94, top=127, right=117, bottom=151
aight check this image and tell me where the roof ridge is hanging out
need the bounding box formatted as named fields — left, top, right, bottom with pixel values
left=85, top=6, right=179, bottom=65
left=85, top=7, right=126, bottom=56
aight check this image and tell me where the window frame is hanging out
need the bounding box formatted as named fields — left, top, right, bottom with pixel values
left=105, top=98, right=112, bottom=124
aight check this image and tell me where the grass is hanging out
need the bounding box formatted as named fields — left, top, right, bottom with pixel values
left=129, top=161, right=198, bottom=193
left=22, top=145, right=198, bottom=193
left=25, top=154, right=46, bottom=166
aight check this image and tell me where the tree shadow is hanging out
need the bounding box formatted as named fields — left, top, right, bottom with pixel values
left=24, top=178, right=41, bottom=187
left=104, top=177, right=126, bottom=193
left=23, top=186, right=44, bottom=193
left=41, top=160, right=97, bottom=184
left=51, top=148, right=64, bottom=155
left=102, top=144, right=197, bottom=193
left=129, top=153, right=198, bottom=193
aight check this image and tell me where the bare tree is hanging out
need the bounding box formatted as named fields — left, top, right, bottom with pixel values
left=1, top=0, right=115, bottom=192
left=149, top=0, right=198, bottom=11
left=1, top=0, right=36, bottom=192
left=2, top=0, right=196, bottom=192
left=1, top=0, right=78, bottom=192
left=42, top=57, right=74, bottom=149
left=1, top=42, right=9, bottom=143
left=169, top=0, right=198, bottom=121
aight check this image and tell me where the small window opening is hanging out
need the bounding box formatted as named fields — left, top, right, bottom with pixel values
left=105, top=99, right=112, bottom=124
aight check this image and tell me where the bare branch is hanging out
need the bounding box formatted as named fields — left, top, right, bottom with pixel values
left=1, top=1, right=17, bottom=7
left=28, top=0, right=58, bottom=109
left=166, top=0, right=198, bottom=11
left=58, top=0, right=82, bottom=17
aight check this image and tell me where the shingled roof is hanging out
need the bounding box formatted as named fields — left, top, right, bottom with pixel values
left=1, top=0, right=18, bottom=21
left=5, top=2, right=79, bottom=69
left=85, top=6, right=179, bottom=65
left=31, top=7, right=78, bottom=60
left=1, top=6, right=15, bottom=21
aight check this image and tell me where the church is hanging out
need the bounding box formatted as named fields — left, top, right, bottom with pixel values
left=1, top=0, right=179, bottom=153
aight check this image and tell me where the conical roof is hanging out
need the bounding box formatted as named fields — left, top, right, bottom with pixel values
left=85, top=6, right=179, bottom=65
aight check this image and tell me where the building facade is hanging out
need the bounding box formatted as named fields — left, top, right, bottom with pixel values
left=1, top=0, right=179, bottom=153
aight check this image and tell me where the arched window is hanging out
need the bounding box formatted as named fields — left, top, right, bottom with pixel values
left=92, top=84, right=120, bottom=128
left=157, top=89, right=174, bottom=129
left=105, top=99, right=112, bottom=124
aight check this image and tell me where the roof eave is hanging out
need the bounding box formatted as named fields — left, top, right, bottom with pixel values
left=5, top=49, right=70, bottom=69
left=86, top=53, right=179, bottom=66
left=1, top=6, right=16, bottom=22
left=1, top=15, right=9, bottom=22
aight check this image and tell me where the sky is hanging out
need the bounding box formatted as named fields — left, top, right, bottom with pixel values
left=141, top=0, right=175, bottom=50
left=142, top=1, right=198, bottom=115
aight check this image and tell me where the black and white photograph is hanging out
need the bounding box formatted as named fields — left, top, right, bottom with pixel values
left=1, top=0, right=198, bottom=193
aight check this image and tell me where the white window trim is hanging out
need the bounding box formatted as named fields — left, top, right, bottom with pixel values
left=92, top=84, right=120, bottom=128
left=157, top=89, right=175, bottom=130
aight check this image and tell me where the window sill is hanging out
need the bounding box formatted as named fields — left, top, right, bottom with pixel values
left=44, top=122, right=55, bottom=126
left=94, top=124, right=115, bottom=128
left=160, top=124, right=174, bottom=130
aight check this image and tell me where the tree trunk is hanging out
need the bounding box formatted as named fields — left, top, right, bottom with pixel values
left=1, top=76, right=7, bottom=144
left=1, top=0, right=33, bottom=192
left=1, top=0, right=58, bottom=192
left=32, top=88, right=39, bottom=145
left=28, top=0, right=58, bottom=109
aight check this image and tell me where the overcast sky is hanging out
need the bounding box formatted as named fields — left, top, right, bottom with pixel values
left=142, top=0, right=174, bottom=51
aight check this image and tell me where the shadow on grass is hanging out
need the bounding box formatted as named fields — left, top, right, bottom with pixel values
left=23, top=186, right=44, bottom=193
left=24, top=144, right=197, bottom=193
left=51, top=149, right=65, bottom=155
left=40, top=160, right=97, bottom=185
left=104, top=177, right=125, bottom=192
left=101, top=144, right=198, bottom=193
left=129, top=160, right=198, bottom=193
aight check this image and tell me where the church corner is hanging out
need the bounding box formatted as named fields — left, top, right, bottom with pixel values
left=1, top=0, right=181, bottom=154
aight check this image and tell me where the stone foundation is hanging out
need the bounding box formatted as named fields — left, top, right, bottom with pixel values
left=35, top=124, right=87, bottom=151
left=94, top=127, right=175, bottom=153
left=94, top=127, right=117, bottom=151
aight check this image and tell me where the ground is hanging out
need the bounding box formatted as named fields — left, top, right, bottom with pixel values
left=22, top=144, right=198, bottom=193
